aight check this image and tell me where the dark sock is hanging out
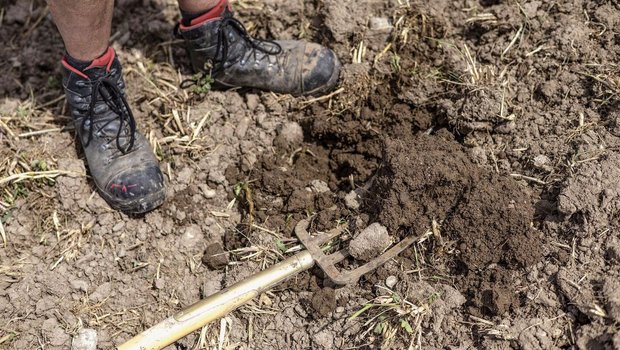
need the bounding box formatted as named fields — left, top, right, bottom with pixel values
left=181, top=9, right=206, bottom=26
left=64, top=53, right=92, bottom=71
left=64, top=48, right=115, bottom=72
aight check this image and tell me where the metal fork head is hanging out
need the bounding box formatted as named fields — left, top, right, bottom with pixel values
left=294, top=219, right=418, bottom=286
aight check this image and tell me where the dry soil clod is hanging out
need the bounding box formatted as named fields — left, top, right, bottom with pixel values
left=348, top=223, right=391, bottom=262
left=71, top=329, right=97, bottom=350
left=202, top=243, right=229, bottom=269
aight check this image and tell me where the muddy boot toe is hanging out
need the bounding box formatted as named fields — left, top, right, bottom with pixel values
left=301, top=43, right=341, bottom=95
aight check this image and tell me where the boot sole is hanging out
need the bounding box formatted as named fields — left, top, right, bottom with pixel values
left=99, top=187, right=166, bottom=215
left=210, top=57, right=342, bottom=97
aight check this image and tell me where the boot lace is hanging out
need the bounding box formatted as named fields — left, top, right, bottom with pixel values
left=83, top=76, right=137, bottom=154
left=213, top=12, right=282, bottom=71
left=178, top=10, right=283, bottom=89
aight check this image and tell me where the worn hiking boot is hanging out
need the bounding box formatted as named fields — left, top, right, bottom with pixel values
left=61, top=48, right=165, bottom=214
left=177, top=0, right=341, bottom=96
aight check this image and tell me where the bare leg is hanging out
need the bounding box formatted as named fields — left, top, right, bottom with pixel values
left=177, top=0, right=221, bottom=15
left=47, top=0, right=114, bottom=61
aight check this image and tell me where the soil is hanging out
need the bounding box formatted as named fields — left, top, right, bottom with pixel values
left=1, top=0, right=620, bottom=349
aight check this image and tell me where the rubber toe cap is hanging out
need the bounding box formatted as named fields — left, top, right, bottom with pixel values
left=105, top=166, right=165, bottom=213
left=302, top=44, right=341, bottom=95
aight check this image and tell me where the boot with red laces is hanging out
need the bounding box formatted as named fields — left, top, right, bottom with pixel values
left=61, top=48, right=166, bottom=214
left=177, top=0, right=341, bottom=96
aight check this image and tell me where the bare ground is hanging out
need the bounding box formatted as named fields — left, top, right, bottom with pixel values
left=1, top=0, right=620, bottom=349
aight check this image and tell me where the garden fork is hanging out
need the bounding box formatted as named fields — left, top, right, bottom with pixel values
left=118, top=219, right=418, bottom=350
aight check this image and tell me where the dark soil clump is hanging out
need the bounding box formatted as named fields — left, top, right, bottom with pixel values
left=366, top=133, right=481, bottom=234
left=311, top=287, right=337, bottom=317
left=361, top=132, right=542, bottom=316
left=447, top=175, right=541, bottom=271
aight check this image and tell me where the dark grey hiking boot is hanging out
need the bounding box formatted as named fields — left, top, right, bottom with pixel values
left=61, top=48, right=165, bottom=214
left=177, top=1, right=341, bottom=96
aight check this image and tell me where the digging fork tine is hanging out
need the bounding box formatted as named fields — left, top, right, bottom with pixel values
left=295, top=219, right=419, bottom=286
left=305, top=224, right=346, bottom=246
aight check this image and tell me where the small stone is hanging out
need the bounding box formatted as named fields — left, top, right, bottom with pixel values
left=112, top=222, right=125, bottom=232
left=199, top=184, right=217, bottom=199
left=208, top=170, right=226, bottom=185
left=90, top=282, right=112, bottom=302
left=369, top=17, right=393, bottom=31
left=180, top=224, right=203, bottom=248
left=533, top=155, right=552, bottom=171
left=71, top=328, right=97, bottom=350
left=386, top=276, right=398, bottom=289
left=246, top=94, right=260, bottom=111
left=153, top=278, right=165, bottom=290
left=70, top=279, right=89, bottom=292
left=259, top=293, right=272, bottom=307
left=235, top=117, right=250, bottom=138
left=344, top=190, right=362, bottom=210
left=309, top=180, right=330, bottom=194
left=470, top=146, right=487, bottom=165
left=277, top=121, right=304, bottom=146
left=335, top=307, right=345, bottom=313
left=494, top=120, right=516, bottom=134
left=202, top=243, right=229, bottom=269
left=349, top=223, right=391, bottom=262
left=177, top=167, right=194, bottom=185
left=294, top=303, right=308, bottom=318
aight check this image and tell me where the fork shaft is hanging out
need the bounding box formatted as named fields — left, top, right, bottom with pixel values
left=118, top=251, right=315, bottom=350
